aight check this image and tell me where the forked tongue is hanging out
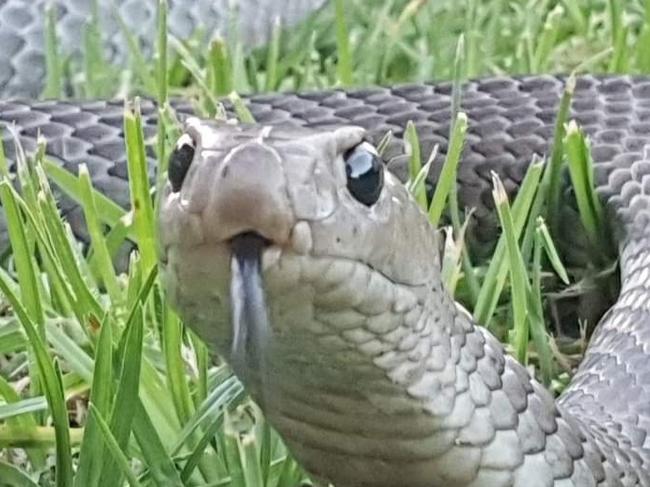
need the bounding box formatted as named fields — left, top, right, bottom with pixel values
left=230, top=233, right=271, bottom=407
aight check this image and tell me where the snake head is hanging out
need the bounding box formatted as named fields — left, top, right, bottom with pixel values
left=158, top=117, right=440, bottom=364
left=158, top=118, right=452, bottom=485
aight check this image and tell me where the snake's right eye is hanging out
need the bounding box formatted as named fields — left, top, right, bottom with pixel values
left=168, top=134, right=196, bottom=192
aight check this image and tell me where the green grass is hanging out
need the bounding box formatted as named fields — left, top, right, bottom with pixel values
left=0, top=0, right=642, bottom=484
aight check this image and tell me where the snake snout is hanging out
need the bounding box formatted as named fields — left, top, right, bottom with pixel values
left=203, top=141, right=294, bottom=246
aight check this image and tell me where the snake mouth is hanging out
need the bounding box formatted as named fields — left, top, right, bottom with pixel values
left=230, top=231, right=272, bottom=255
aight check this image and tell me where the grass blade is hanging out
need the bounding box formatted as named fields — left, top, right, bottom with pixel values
left=428, top=112, right=468, bottom=226
left=75, top=317, right=113, bottom=487
left=636, top=0, right=650, bottom=71
left=78, top=164, right=121, bottom=302
left=228, top=92, right=256, bottom=123
left=608, top=0, right=628, bottom=72
left=547, top=74, right=575, bottom=235
left=0, top=179, right=43, bottom=326
left=98, top=304, right=144, bottom=486
left=155, top=0, right=168, bottom=95
left=0, top=376, right=46, bottom=468
left=334, top=0, right=353, bottom=85
left=532, top=5, right=562, bottom=73
left=124, top=101, right=157, bottom=271
left=132, top=400, right=184, bottom=486
left=564, top=120, right=610, bottom=259
left=530, top=223, right=557, bottom=385
left=0, top=274, right=73, bottom=487
left=473, top=158, right=544, bottom=325
left=0, top=461, right=40, bottom=487
left=90, top=405, right=143, bottom=487
left=404, top=121, right=427, bottom=209
left=163, top=306, right=195, bottom=425
left=43, top=159, right=131, bottom=236
left=265, top=17, right=282, bottom=91
left=43, top=5, right=63, bottom=98
left=536, top=217, right=569, bottom=284
left=209, top=38, right=234, bottom=96
left=492, top=174, right=529, bottom=363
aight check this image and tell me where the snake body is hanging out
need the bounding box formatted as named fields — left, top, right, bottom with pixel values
left=1, top=2, right=650, bottom=486
left=0, top=0, right=326, bottom=97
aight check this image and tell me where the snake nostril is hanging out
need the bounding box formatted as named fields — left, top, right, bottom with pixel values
left=168, top=133, right=196, bottom=192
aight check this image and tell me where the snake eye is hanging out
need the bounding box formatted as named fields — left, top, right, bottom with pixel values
left=168, top=134, right=195, bottom=192
left=344, top=142, right=383, bottom=206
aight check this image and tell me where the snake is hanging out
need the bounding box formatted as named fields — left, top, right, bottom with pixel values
left=155, top=77, right=650, bottom=486
left=1, top=1, right=650, bottom=487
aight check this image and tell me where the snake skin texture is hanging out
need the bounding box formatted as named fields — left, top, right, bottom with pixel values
left=3, top=75, right=650, bottom=485
left=0, top=0, right=326, bottom=97
left=2, top=75, right=648, bottom=256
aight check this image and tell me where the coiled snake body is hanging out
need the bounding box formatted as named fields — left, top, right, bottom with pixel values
left=1, top=2, right=650, bottom=487
left=0, top=0, right=327, bottom=97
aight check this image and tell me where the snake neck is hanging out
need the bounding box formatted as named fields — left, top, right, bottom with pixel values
left=241, top=256, right=649, bottom=486
left=240, top=261, right=571, bottom=486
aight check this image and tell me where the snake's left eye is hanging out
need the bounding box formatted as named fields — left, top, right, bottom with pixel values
left=168, top=134, right=195, bottom=192
left=344, top=142, right=383, bottom=206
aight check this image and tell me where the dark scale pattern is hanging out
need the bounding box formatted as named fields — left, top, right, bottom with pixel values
left=0, top=74, right=649, bottom=252
left=3, top=74, right=650, bottom=483
left=238, top=75, right=650, bottom=258
left=0, top=98, right=164, bottom=245
left=0, top=74, right=648, bottom=251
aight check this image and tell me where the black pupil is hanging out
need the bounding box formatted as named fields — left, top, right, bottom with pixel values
left=168, top=141, right=195, bottom=192
left=344, top=145, right=383, bottom=206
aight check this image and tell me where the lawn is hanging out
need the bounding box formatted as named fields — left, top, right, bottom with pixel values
left=0, top=0, right=646, bottom=485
